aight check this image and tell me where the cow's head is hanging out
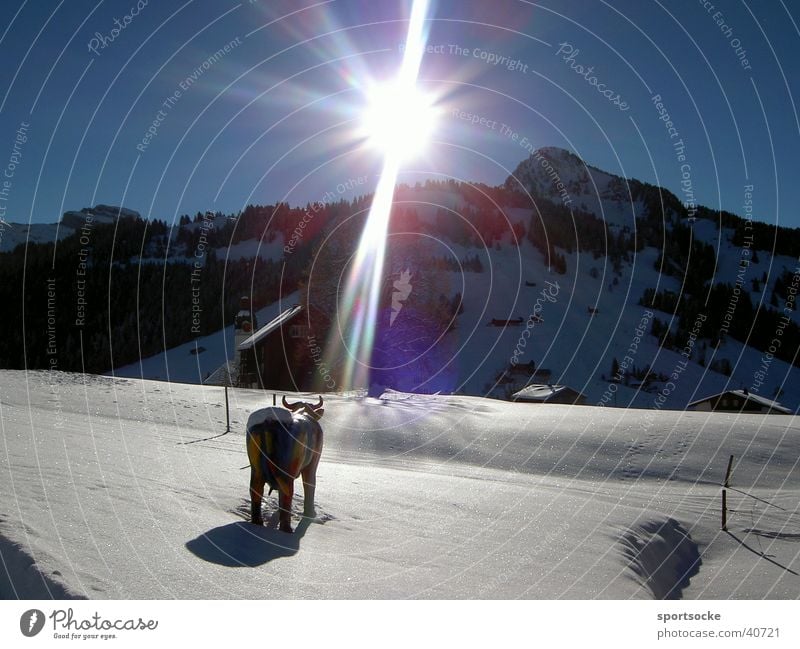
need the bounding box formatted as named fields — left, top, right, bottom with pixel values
left=282, top=395, right=325, bottom=421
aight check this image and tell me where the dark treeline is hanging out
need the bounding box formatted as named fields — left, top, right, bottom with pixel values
left=640, top=285, right=800, bottom=368
left=691, top=205, right=800, bottom=258
left=0, top=207, right=314, bottom=374
left=525, top=196, right=627, bottom=274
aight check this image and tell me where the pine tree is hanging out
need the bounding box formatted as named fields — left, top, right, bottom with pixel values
left=611, top=357, right=620, bottom=382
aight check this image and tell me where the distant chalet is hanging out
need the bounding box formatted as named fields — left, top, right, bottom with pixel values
left=687, top=390, right=791, bottom=415
left=512, top=384, right=587, bottom=405
left=488, top=317, right=524, bottom=327
left=237, top=303, right=304, bottom=389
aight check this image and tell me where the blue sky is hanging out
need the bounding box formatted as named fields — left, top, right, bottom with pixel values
left=1, top=0, right=799, bottom=228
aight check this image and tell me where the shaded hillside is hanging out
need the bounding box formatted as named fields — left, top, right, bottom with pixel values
left=2, top=149, right=799, bottom=411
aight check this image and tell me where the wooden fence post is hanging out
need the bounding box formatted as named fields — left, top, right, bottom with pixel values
left=225, top=385, right=230, bottom=433
left=724, top=454, right=734, bottom=488
left=722, top=490, right=727, bottom=531
left=722, top=454, right=734, bottom=531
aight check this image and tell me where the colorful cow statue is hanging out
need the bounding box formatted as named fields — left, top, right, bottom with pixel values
left=246, top=396, right=324, bottom=533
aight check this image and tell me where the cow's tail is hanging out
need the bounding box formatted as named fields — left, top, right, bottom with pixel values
left=248, top=423, right=281, bottom=494
left=259, top=428, right=275, bottom=495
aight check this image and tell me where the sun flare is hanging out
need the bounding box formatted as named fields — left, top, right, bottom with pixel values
left=361, top=80, right=437, bottom=161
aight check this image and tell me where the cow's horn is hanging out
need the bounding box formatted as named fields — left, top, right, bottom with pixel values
left=314, top=396, right=324, bottom=409
left=282, top=395, right=300, bottom=411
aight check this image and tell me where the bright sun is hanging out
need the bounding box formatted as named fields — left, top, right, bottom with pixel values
left=361, top=80, right=437, bottom=160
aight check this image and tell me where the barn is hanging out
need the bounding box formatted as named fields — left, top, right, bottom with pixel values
left=237, top=303, right=305, bottom=389
left=687, top=389, right=791, bottom=414
left=511, top=384, right=587, bottom=405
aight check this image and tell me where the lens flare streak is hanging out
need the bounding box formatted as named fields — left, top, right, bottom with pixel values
left=333, top=0, right=431, bottom=391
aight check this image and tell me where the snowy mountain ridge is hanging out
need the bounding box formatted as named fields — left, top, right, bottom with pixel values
left=113, top=148, right=800, bottom=413
left=0, top=204, right=141, bottom=253
left=2, top=150, right=798, bottom=412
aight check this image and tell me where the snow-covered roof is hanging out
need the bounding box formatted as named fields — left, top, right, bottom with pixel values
left=237, top=304, right=303, bottom=351
left=511, top=383, right=584, bottom=402
left=202, top=358, right=238, bottom=386
left=687, top=389, right=792, bottom=414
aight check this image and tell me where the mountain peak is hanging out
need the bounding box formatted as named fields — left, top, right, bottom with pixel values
left=61, top=204, right=140, bottom=229
left=531, top=146, right=583, bottom=162
left=505, top=146, right=639, bottom=227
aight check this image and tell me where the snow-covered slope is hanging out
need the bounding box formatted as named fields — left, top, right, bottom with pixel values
left=435, top=240, right=800, bottom=411
left=1, top=370, right=798, bottom=598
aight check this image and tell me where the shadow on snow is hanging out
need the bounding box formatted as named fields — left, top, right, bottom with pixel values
left=185, top=515, right=312, bottom=568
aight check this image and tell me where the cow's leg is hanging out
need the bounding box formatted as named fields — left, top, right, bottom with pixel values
left=249, top=469, right=264, bottom=525
left=278, top=486, right=294, bottom=533
left=301, top=463, right=317, bottom=518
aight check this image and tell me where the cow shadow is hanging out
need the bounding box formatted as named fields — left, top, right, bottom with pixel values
left=185, top=514, right=312, bottom=568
